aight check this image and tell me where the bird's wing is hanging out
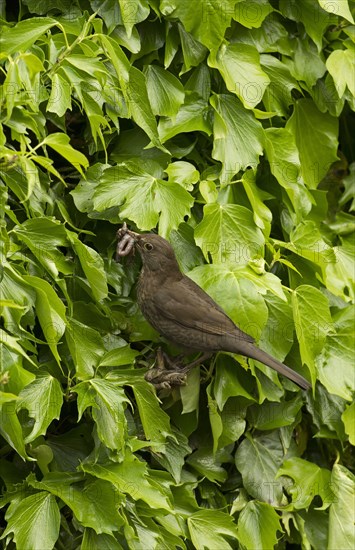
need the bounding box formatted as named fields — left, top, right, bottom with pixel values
left=153, top=275, right=254, bottom=342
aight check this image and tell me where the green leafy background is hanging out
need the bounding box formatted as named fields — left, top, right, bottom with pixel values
left=0, top=1, right=354, bottom=548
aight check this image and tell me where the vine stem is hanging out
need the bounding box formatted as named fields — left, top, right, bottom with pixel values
left=47, top=12, right=98, bottom=78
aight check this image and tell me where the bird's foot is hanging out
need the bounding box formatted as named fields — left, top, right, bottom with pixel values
left=144, top=348, right=188, bottom=390
left=145, top=369, right=188, bottom=390
left=144, top=348, right=212, bottom=390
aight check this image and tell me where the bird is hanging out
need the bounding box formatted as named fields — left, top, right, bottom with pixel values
left=118, top=229, right=311, bottom=391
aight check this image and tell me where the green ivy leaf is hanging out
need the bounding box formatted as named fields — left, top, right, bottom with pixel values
left=342, top=402, right=355, bottom=445
left=194, top=202, right=265, bottom=265
left=209, top=43, right=270, bottom=109
left=74, top=378, right=129, bottom=455
left=144, top=65, right=185, bottom=116
left=43, top=133, right=89, bottom=176
left=165, top=161, right=199, bottom=189
left=0, top=17, right=57, bottom=55
left=81, top=531, right=124, bottom=550
left=98, top=346, right=139, bottom=367
left=238, top=501, right=281, bottom=550
left=326, top=49, right=355, bottom=98
left=214, top=355, right=255, bottom=407
left=286, top=99, right=339, bottom=188
left=261, top=54, right=301, bottom=115
left=234, top=0, right=274, bottom=29
left=210, top=94, right=264, bottom=184
left=65, top=318, right=105, bottom=379
left=259, top=293, right=294, bottom=364
left=68, top=232, right=108, bottom=302
left=0, top=401, right=31, bottom=460
left=264, top=127, right=314, bottom=218
left=93, top=162, right=194, bottom=237
left=328, top=465, right=355, bottom=549
left=305, top=383, right=347, bottom=440
left=317, top=306, right=355, bottom=400
left=241, top=169, right=273, bottom=234
left=292, top=37, right=326, bottom=87
left=160, top=0, right=236, bottom=51
left=153, top=429, right=191, bottom=483
left=0, top=329, right=37, bottom=367
left=325, top=236, right=355, bottom=301
left=292, top=285, right=333, bottom=385
left=131, top=380, right=174, bottom=450
left=14, top=217, right=71, bottom=279
left=235, top=431, right=285, bottom=505
left=47, top=72, right=72, bottom=117
left=318, top=0, right=354, bottom=24
left=278, top=457, right=335, bottom=510
left=29, top=474, right=124, bottom=536
left=178, top=24, right=208, bottom=73
left=18, top=373, right=63, bottom=443
left=119, top=0, right=150, bottom=37
left=280, top=0, right=335, bottom=52
left=187, top=509, right=238, bottom=549
left=247, top=394, right=303, bottom=430
left=2, top=492, right=60, bottom=548
left=82, top=450, right=173, bottom=511
left=187, top=446, right=230, bottom=483
left=158, top=94, right=212, bottom=143
left=22, top=275, right=67, bottom=364
left=128, top=67, right=170, bottom=152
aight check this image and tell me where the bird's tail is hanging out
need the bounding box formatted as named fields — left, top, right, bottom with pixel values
left=237, top=342, right=311, bottom=390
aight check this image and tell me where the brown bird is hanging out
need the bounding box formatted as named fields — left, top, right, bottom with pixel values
left=118, top=229, right=311, bottom=391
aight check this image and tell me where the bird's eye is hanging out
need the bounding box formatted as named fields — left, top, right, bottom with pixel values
left=144, top=242, right=154, bottom=251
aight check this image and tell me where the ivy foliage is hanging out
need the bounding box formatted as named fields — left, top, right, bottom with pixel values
left=0, top=0, right=355, bottom=548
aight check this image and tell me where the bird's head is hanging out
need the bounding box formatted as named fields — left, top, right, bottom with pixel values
left=127, top=231, right=181, bottom=273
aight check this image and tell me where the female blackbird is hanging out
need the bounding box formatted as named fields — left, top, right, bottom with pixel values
left=121, top=229, right=311, bottom=390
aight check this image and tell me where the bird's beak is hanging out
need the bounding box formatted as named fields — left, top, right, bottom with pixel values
left=126, top=229, right=142, bottom=246
left=126, top=229, right=139, bottom=239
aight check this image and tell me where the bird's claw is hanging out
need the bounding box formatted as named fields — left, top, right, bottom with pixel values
left=144, top=369, right=188, bottom=390
left=144, top=348, right=188, bottom=390
left=144, top=348, right=213, bottom=390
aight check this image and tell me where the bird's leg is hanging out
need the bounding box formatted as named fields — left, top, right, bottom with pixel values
left=162, top=352, right=185, bottom=370
left=178, top=352, right=213, bottom=373
left=156, top=349, right=211, bottom=373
